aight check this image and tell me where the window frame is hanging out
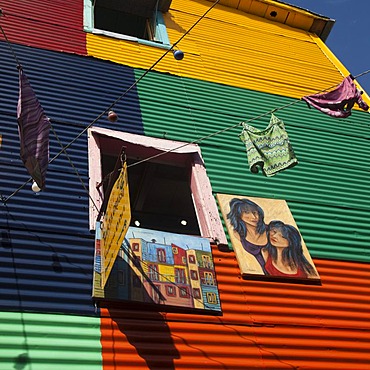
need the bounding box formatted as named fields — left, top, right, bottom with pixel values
left=206, top=292, right=218, bottom=305
left=203, top=271, right=215, bottom=286
left=190, top=270, right=199, bottom=280
left=179, top=286, right=189, bottom=298
left=188, top=255, right=196, bottom=264
left=165, top=285, right=176, bottom=297
left=157, top=248, right=166, bottom=263
left=148, top=264, right=159, bottom=281
left=83, top=0, right=171, bottom=49
left=193, top=288, right=201, bottom=299
left=87, top=127, right=227, bottom=245
left=174, top=267, right=186, bottom=284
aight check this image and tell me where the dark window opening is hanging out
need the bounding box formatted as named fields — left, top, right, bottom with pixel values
left=95, top=6, right=152, bottom=39
left=193, top=288, right=201, bottom=299
left=101, top=153, right=201, bottom=235
left=94, top=0, right=172, bottom=41
left=179, top=286, right=189, bottom=298
left=175, top=268, right=186, bottom=284
left=157, top=248, right=166, bottom=263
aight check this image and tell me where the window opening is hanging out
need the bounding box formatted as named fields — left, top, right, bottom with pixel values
left=190, top=270, right=198, bottom=280
left=188, top=255, right=196, bottom=264
left=157, top=248, right=167, bottom=263
left=101, top=153, right=201, bottom=235
left=202, top=255, right=212, bottom=268
left=203, top=271, right=214, bottom=286
left=148, top=264, right=159, bottom=281
left=85, top=0, right=172, bottom=46
left=88, top=127, right=227, bottom=245
left=206, top=292, right=218, bottom=304
left=193, top=288, right=201, bottom=299
left=175, top=268, right=186, bottom=284
left=166, top=285, right=176, bottom=297
left=179, top=286, right=189, bottom=298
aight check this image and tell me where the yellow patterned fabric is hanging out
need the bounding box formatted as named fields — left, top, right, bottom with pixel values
left=239, top=114, right=298, bottom=177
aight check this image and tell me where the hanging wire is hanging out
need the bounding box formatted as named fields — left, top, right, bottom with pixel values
left=57, top=66, right=370, bottom=190
left=0, top=0, right=221, bottom=203
left=46, top=0, right=221, bottom=163
left=50, top=123, right=99, bottom=212
left=128, top=101, right=301, bottom=169
left=353, top=70, right=370, bottom=79
left=124, top=70, right=370, bottom=169
left=0, top=24, right=22, bottom=67
left=2, top=0, right=370, bottom=202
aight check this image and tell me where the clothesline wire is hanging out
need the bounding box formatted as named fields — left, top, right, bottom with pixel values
left=2, top=2, right=370, bottom=202
left=0, top=0, right=221, bottom=203
left=49, top=124, right=100, bottom=212
left=353, top=69, right=370, bottom=79
left=127, top=70, right=370, bottom=168
left=45, top=0, right=221, bottom=163
left=128, top=101, right=301, bottom=169
left=0, top=24, right=21, bottom=67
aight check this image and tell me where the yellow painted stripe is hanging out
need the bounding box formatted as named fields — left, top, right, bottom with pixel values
left=86, top=0, right=370, bottom=106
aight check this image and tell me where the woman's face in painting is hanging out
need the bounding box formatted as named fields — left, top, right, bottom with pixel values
left=240, top=210, right=259, bottom=227
left=269, top=227, right=289, bottom=248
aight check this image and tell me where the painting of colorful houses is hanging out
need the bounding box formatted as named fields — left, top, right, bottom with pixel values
left=93, top=225, right=222, bottom=313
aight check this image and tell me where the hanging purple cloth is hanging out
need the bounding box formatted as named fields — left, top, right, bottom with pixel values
left=302, top=75, right=369, bottom=118
left=17, top=68, right=50, bottom=190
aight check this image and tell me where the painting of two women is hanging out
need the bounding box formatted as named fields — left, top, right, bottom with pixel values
left=217, top=194, right=320, bottom=282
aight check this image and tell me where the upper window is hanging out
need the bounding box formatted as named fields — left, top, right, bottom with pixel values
left=188, top=255, right=196, bottom=264
left=157, top=248, right=166, bottom=263
left=84, top=0, right=172, bottom=47
left=88, top=127, right=227, bottom=244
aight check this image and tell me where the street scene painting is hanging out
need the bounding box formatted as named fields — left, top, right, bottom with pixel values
left=93, top=224, right=222, bottom=313
left=217, top=194, right=320, bottom=283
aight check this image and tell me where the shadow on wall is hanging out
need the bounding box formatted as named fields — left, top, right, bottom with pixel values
left=1, top=226, right=32, bottom=370
left=13, top=353, right=31, bottom=370
left=107, top=307, right=180, bottom=370
left=99, top=256, right=180, bottom=370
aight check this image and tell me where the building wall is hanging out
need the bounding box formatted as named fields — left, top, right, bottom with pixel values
left=0, top=0, right=370, bottom=369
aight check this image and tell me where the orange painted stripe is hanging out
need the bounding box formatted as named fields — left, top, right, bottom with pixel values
left=100, top=246, right=370, bottom=369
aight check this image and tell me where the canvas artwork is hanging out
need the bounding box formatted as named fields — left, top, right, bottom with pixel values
left=217, top=194, right=320, bottom=283
left=93, top=224, right=222, bottom=313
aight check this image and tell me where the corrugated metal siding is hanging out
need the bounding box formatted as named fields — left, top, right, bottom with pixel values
left=86, top=0, right=360, bottom=102
left=1, top=1, right=370, bottom=369
left=0, top=42, right=144, bottom=130
left=0, top=43, right=144, bottom=315
left=0, top=311, right=102, bottom=369
left=134, top=70, right=370, bottom=263
left=0, top=226, right=95, bottom=315
left=99, top=247, right=370, bottom=369
left=0, top=0, right=86, bottom=54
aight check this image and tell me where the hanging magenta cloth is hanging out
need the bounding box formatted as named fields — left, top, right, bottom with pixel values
left=17, top=67, right=50, bottom=190
left=302, top=75, right=369, bottom=118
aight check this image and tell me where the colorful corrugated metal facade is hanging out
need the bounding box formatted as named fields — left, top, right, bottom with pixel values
left=0, top=0, right=369, bottom=369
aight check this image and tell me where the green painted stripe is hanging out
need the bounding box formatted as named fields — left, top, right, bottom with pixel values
left=0, top=311, right=102, bottom=370
left=134, top=69, right=370, bottom=263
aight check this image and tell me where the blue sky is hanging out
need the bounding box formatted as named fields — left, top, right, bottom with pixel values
left=286, top=0, right=370, bottom=94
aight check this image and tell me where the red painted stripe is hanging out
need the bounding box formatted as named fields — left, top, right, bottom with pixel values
left=1, top=0, right=86, bottom=55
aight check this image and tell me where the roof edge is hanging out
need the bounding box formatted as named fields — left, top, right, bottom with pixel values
left=205, top=0, right=335, bottom=41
